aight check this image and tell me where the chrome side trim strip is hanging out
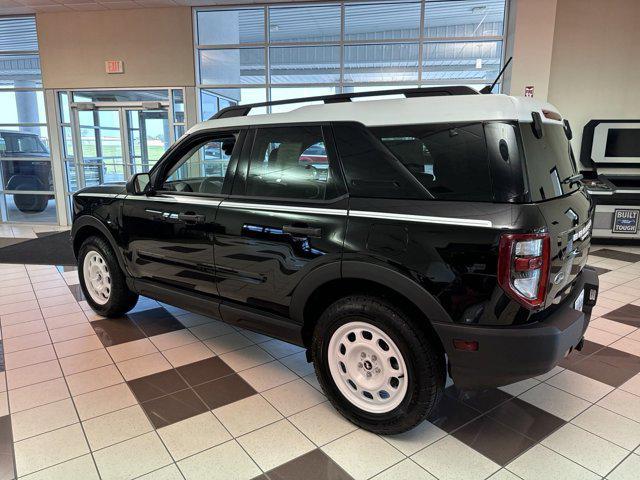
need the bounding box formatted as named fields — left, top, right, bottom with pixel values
left=76, top=193, right=120, bottom=198
left=221, top=201, right=348, bottom=216
left=350, top=210, right=494, bottom=228
left=125, top=195, right=222, bottom=207
left=587, top=189, right=640, bottom=196
left=223, top=201, right=492, bottom=228
left=112, top=196, right=493, bottom=228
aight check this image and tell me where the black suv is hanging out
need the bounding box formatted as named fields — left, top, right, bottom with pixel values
left=71, top=87, right=599, bottom=434
left=0, top=130, right=53, bottom=212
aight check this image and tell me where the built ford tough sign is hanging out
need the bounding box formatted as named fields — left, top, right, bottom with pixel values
left=71, top=87, right=599, bottom=434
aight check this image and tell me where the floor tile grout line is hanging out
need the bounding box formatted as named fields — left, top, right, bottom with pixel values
left=0, top=299, right=19, bottom=480
left=532, top=432, right=627, bottom=478
left=559, top=351, right=640, bottom=396
left=11, top=378, right=149, bottom=438
left=91, top=319, right=182, bottom=479
left=10, top=308, right=624, bottom=476
left=511, top=385, right=640, bottom=474
left=603, top=450, right=640, bottom=479
left=566, top=417, right=640, bottom=454
left=590, top=396, right=640, bottom=424
left=132, top=463, right=186, bottom=480
left=363, top=457, right=432, bottom=480
left=147, top=331, right=267, bottom=477
left=37, top=308, right=105, bottom=480
left=133, top=332, right=320, bottom=474
left=8, top=451, right=94, bottom=479
left=256, top=381, right=341, bottom=451
left=5, top=340, right=103, bottom=374
left=91, top=308, right=254, bottom=478
left=3, top=328, right=97, bottom=357
left=2, top=257, right=640, bottom=478
left=501, top=469, right=525, bottom=480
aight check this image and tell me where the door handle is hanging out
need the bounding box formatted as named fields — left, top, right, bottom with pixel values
left=178, top=212, right=205, bottom=224
left=283, top=225, right=322, bottom=237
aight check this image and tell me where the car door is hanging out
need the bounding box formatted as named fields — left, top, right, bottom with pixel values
left=120, top=129, right=244, bottom=298
left=214, top=124, right=348, bottom=320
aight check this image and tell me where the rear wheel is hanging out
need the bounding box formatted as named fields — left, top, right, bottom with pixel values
left=14, top=192, right=48, bottom=213
left=312, top=295, right=445, bottom=434
left=78, top=236, right=138, bottom=317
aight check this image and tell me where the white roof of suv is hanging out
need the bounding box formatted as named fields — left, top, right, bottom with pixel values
left=190, top=93, right=563, bottom=134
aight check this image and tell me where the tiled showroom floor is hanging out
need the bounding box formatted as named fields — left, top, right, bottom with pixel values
left=0, top=227, right=640, bottom=479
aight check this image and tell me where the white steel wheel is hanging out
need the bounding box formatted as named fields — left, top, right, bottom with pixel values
left=327, top=321, right=409, bottom=414
left=82, top=250, right=111, bottom=305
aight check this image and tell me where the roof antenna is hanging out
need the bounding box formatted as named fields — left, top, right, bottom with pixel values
left=480, top=56, right=513, bottom=94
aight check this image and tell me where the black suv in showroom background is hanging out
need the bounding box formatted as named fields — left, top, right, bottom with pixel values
left=71, top=87, right=599, bottom=434
left=0, top=129, right=53, bottom=213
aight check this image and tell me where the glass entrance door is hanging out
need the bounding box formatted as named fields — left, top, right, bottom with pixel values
left=75, top=109, right=124, bottom=187
left=126, top=109, right=170, bottom=175
left=70, top=106, right=170, bottom=190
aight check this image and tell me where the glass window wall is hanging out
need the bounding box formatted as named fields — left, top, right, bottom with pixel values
left=57, top=88, right=186, bottom=215
left=194, top=1, right=507, bottom=116
left=0, top=16, right=55, bottom=223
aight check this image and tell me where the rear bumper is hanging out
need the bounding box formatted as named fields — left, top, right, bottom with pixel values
left=433, top=267, right=599, bottom=389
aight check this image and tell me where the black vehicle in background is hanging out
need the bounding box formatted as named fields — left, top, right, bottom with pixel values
left=0, top=130, right=53, bottom=213
left=70, top=87, right=600, bottom=434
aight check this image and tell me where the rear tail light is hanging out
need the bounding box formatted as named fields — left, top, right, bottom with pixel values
left=498, top=233, right=551, bottom=309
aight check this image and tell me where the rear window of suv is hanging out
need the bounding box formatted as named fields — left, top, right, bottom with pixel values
left=520, top=122, right=579, bottom=201
left=369, top=122, right=495, bottom=202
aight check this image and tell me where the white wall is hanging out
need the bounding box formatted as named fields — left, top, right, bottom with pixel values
left=507, top=0, right=640, bottom=162
left=37, top=7, right=195, bottom=89
left=503, top=0, right=558, bottom=100
left=547, top=0, right=640, bottom=162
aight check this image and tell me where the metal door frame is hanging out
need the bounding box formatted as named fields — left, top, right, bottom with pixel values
left=69, top=101, right=171, bottom=188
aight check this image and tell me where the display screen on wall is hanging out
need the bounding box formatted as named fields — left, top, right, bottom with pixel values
left=605, top=129, right=640, bottom=157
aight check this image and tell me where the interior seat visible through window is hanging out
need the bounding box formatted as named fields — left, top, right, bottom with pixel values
left=245, top=126, right=333, bottom=200
left=370, top=123, right=494, bottom=202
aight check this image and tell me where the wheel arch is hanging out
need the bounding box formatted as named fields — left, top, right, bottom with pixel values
left=292, top=261, right=452, bottom=351
left=71, top=216, right=128, bottom=274
left=6, top=174, right=44, bottom=190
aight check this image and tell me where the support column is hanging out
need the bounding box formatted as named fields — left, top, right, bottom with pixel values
left=45, top=89, right=68, bottom=226
left=15, top=80, right=41, bottom=135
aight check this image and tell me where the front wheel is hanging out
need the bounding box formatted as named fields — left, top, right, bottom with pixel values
left=78, top=236, right=138, bottom=317
left=312, top=295, right=445, bottom=434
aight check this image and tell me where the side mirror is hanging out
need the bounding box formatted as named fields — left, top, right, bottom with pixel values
left=126, top=173, right=152, bottom=195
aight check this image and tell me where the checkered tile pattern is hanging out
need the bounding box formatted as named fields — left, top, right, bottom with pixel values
left=0, top=229, right=640, bottom=479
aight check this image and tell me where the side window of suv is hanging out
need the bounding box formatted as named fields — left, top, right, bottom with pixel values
left=161, top=132, right=239, bottom=195
left=245, top=126, right=335, bottom=200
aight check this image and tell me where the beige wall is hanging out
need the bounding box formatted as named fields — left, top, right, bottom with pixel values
left=36, top=7, right=195, bottom=89
left=504, top=0, right=558, bottom=100
left=547, top=0, right=640, bottom=161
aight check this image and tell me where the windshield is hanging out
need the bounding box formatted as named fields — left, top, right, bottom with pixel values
left=520, top=122, right=579, bottom=201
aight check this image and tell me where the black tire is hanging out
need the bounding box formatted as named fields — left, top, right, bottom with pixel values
left=14, top=193, right=48, bottom=213
left=311, top=295, right=445, bottom=434
left=78, top=236, right=138, bottom=317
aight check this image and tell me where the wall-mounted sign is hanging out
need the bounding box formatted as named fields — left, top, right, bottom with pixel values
left=524, top=85, right=534, bottom=97
left=105, top=60, right=124, bottom=74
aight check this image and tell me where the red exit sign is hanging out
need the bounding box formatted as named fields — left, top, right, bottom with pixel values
left=105, top=60, right=124, bottom=74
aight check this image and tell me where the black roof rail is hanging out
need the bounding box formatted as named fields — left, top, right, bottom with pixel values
left=211, top=85, right=479, bottom=120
